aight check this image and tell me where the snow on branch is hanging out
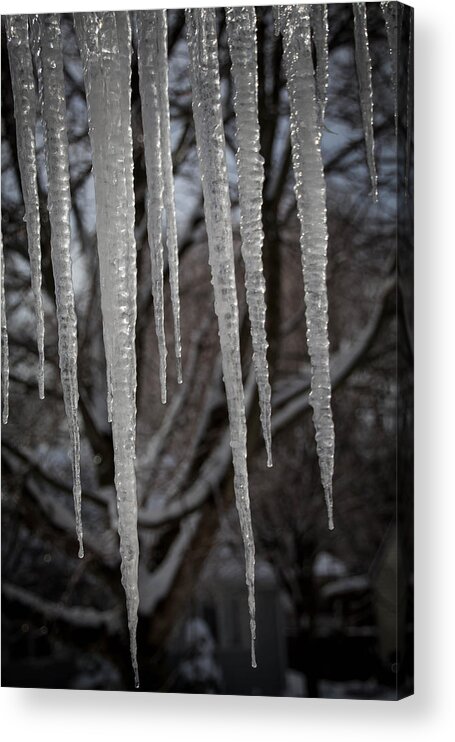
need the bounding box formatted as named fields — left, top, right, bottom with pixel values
left=2, top=582, right=121, bottom=633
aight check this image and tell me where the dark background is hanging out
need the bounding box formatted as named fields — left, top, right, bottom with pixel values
left=1, top=3, right=413, bottom=698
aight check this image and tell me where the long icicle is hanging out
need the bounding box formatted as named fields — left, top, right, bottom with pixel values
left=155, top=10, right=183, bottom=385
left=5, top=16, right=45, bottom=399
left=280, top=5, right=335, bottom=529
left=1, top=231, right=9, bottom=425
left=225, top=6, right=273, bottom=468
left=186, top=7, right=257, bottom=667
left=136, top=11, right=168, bottom=404
left=310, top=3, right=330, bottom=130
left=75, top=11, right=139, bottom=687
left=116, top=12, right=138, bottom=409
left=39, top=14, right=83, bottom=558
left=353, top=3, right=378, bottom=202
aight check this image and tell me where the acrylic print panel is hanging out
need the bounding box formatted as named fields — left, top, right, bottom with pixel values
left=1, top=3, right=414, bottom=699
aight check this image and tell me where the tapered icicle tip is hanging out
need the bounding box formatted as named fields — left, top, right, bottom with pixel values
left=75, top=510, right=84, bottom=557
left=353, top=3, right=378, bottom=202
left=38, top=366, right=45, bottom=400
left=259, top=404, right=273, bottom=469
left=266, top=440, right=273, bottom=468
left=160, top=381, right=167, bottom=405
left=176, top=356, right=183, bottom=385
left=327, top=493, right=334, bottom=531
left=132, top=656, right=140, bottom=688
left=250, top=619, right=257, bottom=668
left=247, top=576, right=257, bottom=668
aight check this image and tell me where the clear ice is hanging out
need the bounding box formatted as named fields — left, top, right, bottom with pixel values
left=353, top=3, right=378, bottom=201
left=75, top=11, right=140, bottom=687
left=38, top=14, right=83, bottom=558
left=310, top=4, right=329, bottom=129
left=155, top=10, right=183, bottom=384
left=226, top=6, right=273, bottom=468
left=281, top=5, right=335, bottom=529
left=186, top=7, right=257, bottom=667
left=116, top=11, right=138, bottom=415
left=5, top=16, right=45, bottom=399
left=136, top=10, right=168, bottom=404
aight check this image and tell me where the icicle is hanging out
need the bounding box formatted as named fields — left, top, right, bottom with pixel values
left=1, top=232, right=9, bottom=425
left=75, top=11, right=140, bottom=688
left=310, top=4, right=329, bottom=130
left=185, top=7, right=257, bottom=667
left=115, top=12, right=138, bottom=407
left=156, top=10, right=183, bottom=384
left=29, top=16, right=45, bottom=120
left=381, top=1, right=403, bottom=134
left=136, top=11, right=167, bottom=404
left=5, top=16, right=45, bottom=399
left=225, top=6, right=272, bottom=469
left=353, top=3, right=378, bottom=202
left=38, top=14, right=83, bottom=558
left=281, top=5, right=334, bottom=529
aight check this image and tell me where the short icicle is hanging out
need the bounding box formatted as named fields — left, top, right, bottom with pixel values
left=225, top=6, right=273, bottom=468
left=1, top=231, right=9, bottom=425
left=155, top=10, right=183, bottom=384
left=136, top=11, right=168, bottom=404
left=353, top=3, right=378, bottom=201
left=5, top=16, right=45, bottom=399
left=38, top=14, right=83, bottom=558
left=310, top=3, right=330, bottom=130
left=280, top=5, right=335, bottom=529
left=186, top=7, right=257, bottom=667
left=381, top=1, right=403, bottom=134
left=75, top=11, right=140, bottom=687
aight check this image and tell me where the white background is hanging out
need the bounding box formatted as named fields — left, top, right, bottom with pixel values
left=1, top=0, right=454, bottom=740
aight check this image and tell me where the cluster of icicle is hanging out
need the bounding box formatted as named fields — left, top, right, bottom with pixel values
left=136, top=10, right=182, bottom=401
left=1, top=4, right=403, bottom=686
left=5, top=15, right=83, bottom=556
